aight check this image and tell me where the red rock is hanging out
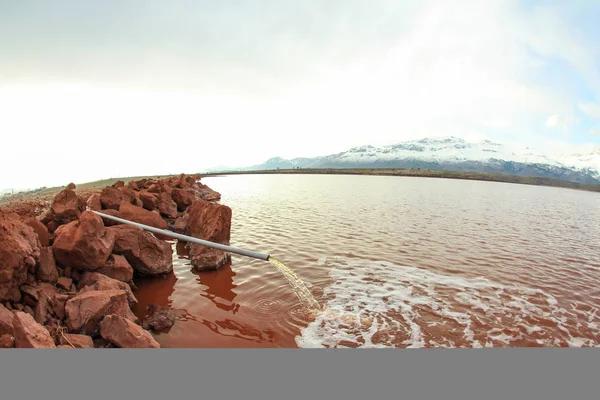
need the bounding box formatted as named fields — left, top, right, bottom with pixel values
left=24, top=305, right=35, bottom=317
left=52, top=211, right=115, bottom=271
left=58, top=333, right=94, bottom=348
left=57, top=277, right=73, bottom=291
left=96, top=254, right=134, bottom=283
left=110, top=225, right=173, bottom=276
left=112, top=180, right=125, bottom=189
left=186, top=200, right=232, bottom=270
left=64, top=265, right=72, bottom=278
left=71, top=269, right=81, bottom=282
left=171, top=189, right=195, bottom=211
left=25, top=272, right=36, bottom=287
left=118, top=186, right=143, bottom=207
left=50, top=188, right=85, bottom=224
left=158, top=192, right=178, bottom=219
left=173, top=214, right=189, bottom=233
left=139, top=190, right=159, bottom=211
left=12, top=311, right=56, bottom=348
left=52, top=293, right=69, bottom=320
left=100, top=187, right=129, bottom=210
left=23, top=217, right=50, bottom=246
left=96, top=208, right=121, bottom=227
left=65, top=289, right=137, bottom=335
left=66, top=182, right=76, bottom=190
left=194, top=183, right=221, bottom=202
left=147, top=184, right=161, bottom=193
left=86, top=193, right=102, bottom=211
left=0, top=212, right=40, bottom=301
left=47, top=220, right=59, bottom=233
left=34, top=291, right=54, bottom=325
left=118, top=201, right=168, bottom=230
left=21, top=283, right=56, bottom=305
left=142, top=304, right=176, bottom=331
left=100, top=314, right=160, bottom=348
left=0, top=303, right=14, bottom=336
left=77, top=272, right=137, bottom=307
left=128, top=181, right=139, bottom=191
left=25, top=255, right=36, bottom=271
left=40, top=209, right=55, bottom=226
left=36, top=246, right=59, bottom=284
left=0, top=334, right=14, bottom=348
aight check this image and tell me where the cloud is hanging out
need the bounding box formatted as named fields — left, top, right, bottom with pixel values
left=591, top=128, right=600, bottom=135
left=546, top=114, right=576, bottom=128
left=579, top=102, right=600, bottom=120
left=1, top=0, right=600, bottom=190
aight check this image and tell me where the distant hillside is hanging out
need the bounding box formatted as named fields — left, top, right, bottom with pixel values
left=207, top=137, right=600, bottom=184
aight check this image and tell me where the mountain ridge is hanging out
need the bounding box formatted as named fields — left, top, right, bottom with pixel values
left=207, top=137, right=600, bottom=184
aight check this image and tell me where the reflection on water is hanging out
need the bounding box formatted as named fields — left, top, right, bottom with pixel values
left=133, top=174, right=600, bottom=348
left=191, top=263, right=240, bottom=313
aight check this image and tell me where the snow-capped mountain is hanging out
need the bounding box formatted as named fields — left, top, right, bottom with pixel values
left=210, top=137, right=600, bottom=184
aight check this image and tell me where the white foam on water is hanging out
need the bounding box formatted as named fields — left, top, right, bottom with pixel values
left=295, top=256, right=599, bottom=348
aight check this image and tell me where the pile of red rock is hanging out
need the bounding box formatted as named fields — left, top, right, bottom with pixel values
left=0, top=174, right=232, bottom=348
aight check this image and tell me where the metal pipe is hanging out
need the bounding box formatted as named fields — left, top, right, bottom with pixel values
left=87, top=208, right=271, bottom=261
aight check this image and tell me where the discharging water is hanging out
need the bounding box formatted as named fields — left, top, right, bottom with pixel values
left=133, top=174, right=600, bottom=348
left=267, top=257, right=321, bottom=312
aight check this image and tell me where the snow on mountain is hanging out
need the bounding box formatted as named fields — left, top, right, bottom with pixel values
left=337, top=137, right=563, bottom=167
left=210, top=137, right=600, bottom=183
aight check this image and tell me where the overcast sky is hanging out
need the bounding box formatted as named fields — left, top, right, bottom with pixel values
left=1, top=0, right=600, bottom=190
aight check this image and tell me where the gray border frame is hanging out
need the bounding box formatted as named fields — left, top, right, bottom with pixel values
left=1, top=348, right=599, bottom=400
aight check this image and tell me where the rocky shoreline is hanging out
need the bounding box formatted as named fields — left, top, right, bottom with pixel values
left=0, top=174, right=231, bottom=348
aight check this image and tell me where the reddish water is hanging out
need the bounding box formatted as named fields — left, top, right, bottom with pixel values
left=133, top=175, right=600, bottom=347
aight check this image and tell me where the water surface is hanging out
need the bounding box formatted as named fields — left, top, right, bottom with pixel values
left=134, top=175, right=600, bottom=347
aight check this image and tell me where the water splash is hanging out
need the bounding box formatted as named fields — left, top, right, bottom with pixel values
left=268, top=257, right=321, bottom=311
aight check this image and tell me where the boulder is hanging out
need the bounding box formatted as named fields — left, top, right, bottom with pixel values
left=142, top=304, right=176, bottom=331
left=36, top=246, right=59, bottom=284
left=96, top=254, right=134, bottom=283
left=171, top=189, right=195, bottom=211
left=0, top=212, right=41, bottom=301
left=86, top=193, right=102, bottom=211
left=52, top=211, right=115, bottom=271
left=52, top=293, right=69, bottom=320
left=0, top=334, right=14, bottom=348
left=139, top=190, right=159, bottom=211
left=110, top=225, right=173, bottom=275
left=99, top=187, right=129, bottom=210
left=0, top=303, right=14, bottom=336
left=118, top=201, right=167, bottom=230
left=100, top=314, right=160, bottom=348
left=97, top=208, right=121, bottom=227
left=66, top=182, right=76, bottom=190
left=50, top=188, right=85, bottom=224
left=34, top=291, right=54, bottom=325
left=77, top=272, right=137, bottom=307
left=112, top=180, right=125, bottom=189
left=12, top=311, right=56, bottom=348
left=57, top=277, right=73, bottom=291
left=58, top=333, right=94, bottom=348
left=186, top=200, right=232, bottom=270
left=118, top=186, right=143, bottom=207
left=158, top=192, right=178, bottom=219
left=147, top=184, right=161, bottom=193
left=173, top=214, right=189, bottom=233
left=64, top=289, right=137, bottom=336
left=194, top=183, right=221, bottom=202
left=20, top=283, right=57, bottom=305
left=40, top=209, right=55, bottom=226
left=23, top=217, right=50, bottom=247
